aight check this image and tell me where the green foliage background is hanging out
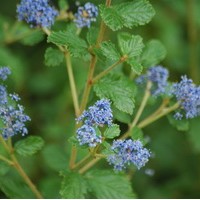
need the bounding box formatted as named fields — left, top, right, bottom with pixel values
left=0, top=0, right=200, bottom=198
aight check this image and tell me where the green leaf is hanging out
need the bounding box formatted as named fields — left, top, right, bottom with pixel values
left=42, top=144, right=68, bottom=171
left=94, top=127, right=102, bottom=137
left=47, top=30, right=89, bottom=58
left=101, top=141, right=113, bottom=155
left=102, top=141, right=111, bottom=149
left=104, top=124, right=121, bottom=139
left=45, top=47, right=64, bottom=67
left=118, top=33, right=144, bottom=58
left=0, top=161, right=10, bottom=176
left=40, top=176, right=61, bottom=198
left=141, top=39, right=167, bottom=67
left=112, top=106, right=132, bottom=124
left=21, top=30, right=45, bottom=46
left=167, top=114, right=189, bottom=132
left=116, top=0, right=155, bottom=28
left=0, top=177, right=34, bottom=198
left=15, top=136, right=44, bottom=157
left=60, top=171, right=88, bottom=198
left=93, top=48, right=107, bottom=63
left=94, top=74, right=136, bottom=115
left=131, top=127, right=145, bottom=144
left=100, top=5, right=124, bottom=31
left=126, top=57, right=143, bottom=74
left=85, top=170, right=136, bottom=199
left=100, top=41, right=121, bottom=61
left=87, top=27, right=99, bottom=46
left=100, top=0, right=155, bottom=31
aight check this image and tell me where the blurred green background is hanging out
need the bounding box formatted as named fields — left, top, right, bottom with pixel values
left=0, top=0, right=200, bottom=198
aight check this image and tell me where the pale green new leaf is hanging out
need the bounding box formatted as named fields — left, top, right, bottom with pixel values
left=85, top=170, right=136, bottom=199
left=60, top=172, right=88, bottom=198
left=15, top=136, right=44, bottom=157
left=101, top=141, right=113, bottom=155
left=45, top=47, right=64, bottom=67
left=118, top=33, right=144, bottom=58
left=94, top=74, right=136, bottom=115
left=141, top=39, right=167, bottom=67
left=100, top=41, right=121, bottom=61
left=47, top=31, right=89, bottom=58
left=104, top=124, right=121, bottom=139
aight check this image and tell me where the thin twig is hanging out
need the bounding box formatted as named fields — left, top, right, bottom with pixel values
left=65, top=53, right=80, bottom=116
left=92, top=57, right=126, bottom=84
left=79, top=0, right=112, bottom=112
left=120, top=81, right=152, bottom=139
left=80, top=55, right=97, bottom=112
left=11, top=154, right=43, bottom=199
left=72, top=154, right=91, bottom=170
left=0, top=155, right=14, bottom=166
left=79, top=157, right=101, bottom=174
left=69, top=146, right=78, bottom=169
left=138, top=102, right=180, bottom=128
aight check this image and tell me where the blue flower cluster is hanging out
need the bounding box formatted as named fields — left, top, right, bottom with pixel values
left=76, top=125, right=102, bottom=147
left=172, top=75, right=200, bottom=119
left=76, top=99, right=113, bottom=147
left=77, top=99, right=113, bottom=126
left=0, top=67, right=31, bottom=139
left=17, top=0, right=58, bottom=28
left=74, top=2, right=98, bottom=28
left=136, top=66, right=169, bottom=96
left=107, top=139, right=151, bottom=171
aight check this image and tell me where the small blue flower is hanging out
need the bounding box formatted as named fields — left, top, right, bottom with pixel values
left=17, top=0, right=58, bottom=28
left=0, top=67, right=31, bottom=139
left=172, top=75, right=200, bottom=119
left=74, top=2, right=98, bottom=28
left=136, top=66, right=169, bottom=96
left=77, top=99, right=113, bottom=127
left=107, top=139, right=151, bottom=171
left=0, top=67, right=11, bottom=81
left=9, top=93, right=21, bottom=102
left=0, top=85, right=7, bottom=105
left=76, top=125, right=102, bottom=147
